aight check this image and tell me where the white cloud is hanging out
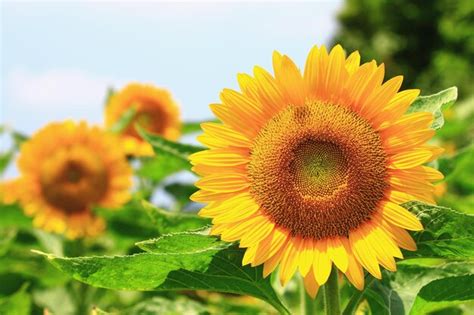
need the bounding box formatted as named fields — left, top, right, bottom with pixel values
left=6, top=68, right=124, bottom=109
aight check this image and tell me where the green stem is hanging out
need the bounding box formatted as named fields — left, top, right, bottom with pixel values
left=299, top=276, right=316, bottom=315
left=342, top=276, right=375, bottom=315
left=324, top=268, right=341, bottom=315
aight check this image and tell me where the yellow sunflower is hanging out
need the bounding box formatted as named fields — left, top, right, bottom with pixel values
left=105, top=83, right=181, bottom=156
left=190, top=45, right=444, bottom=297
left=1, top=121, right=132, bottom=239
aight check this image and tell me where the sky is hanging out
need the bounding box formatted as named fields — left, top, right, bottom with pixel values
left=1, top=1, right=343, bottom=133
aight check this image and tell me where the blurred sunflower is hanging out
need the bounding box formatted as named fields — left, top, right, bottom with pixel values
left=190, top=45, right=444, bottom=297
left=1, top=121, right=132, bottom=239
left=105, top=83, right=181, bottom=156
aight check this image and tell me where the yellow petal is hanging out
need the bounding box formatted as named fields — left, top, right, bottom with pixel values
left=279, top=238, right=300, bottom=286
left=263, top=240, right=289, bottom=278
left=242, top=245, right=258, bottom=266
left=327, top=237, right=349, bottom=273
left=349, top=227, right=381, bottom=279
left=389, top=150, right=432, bottom=169
left=344, top=252, right=365, bottom=290
left=278, top=55, right=305, bottom=105
left=312, top=240, right=332, bottom=285
left=239, top=217, right=275, bottom=247
left=253, top=227, right=289, bottom=266
left=210, top=193, right=260, bottom=224
left=304, top=45, right=320, bottom=95
left=199, top=123, right=252, bottom=148
left=381, top=220, right=417, bottom=251
left=298, top=238, right=315, bottom=276
left=304, top=269, right=320, bottom=298
left=345, top=50, right=361, bottom=74
left=237, top=73, right=260, bottom=102
left=381, top=201, right=423, bottom=231
left=196, top=173, right=249, bottom=193
left=190, top=148, right=249, bottom=167
left=253, top=66, right=286, bottom=114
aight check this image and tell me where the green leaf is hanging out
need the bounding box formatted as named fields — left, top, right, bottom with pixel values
left=109, top=105, right=137, bottom=134
left=365, top=282, right=405, bottom=315
left=391, top=259, right=474, bottom=312
left=141, top=201, right=209, bottom=233
left=11, top=131, right=28, bottom=149
left=438, top=145, right=474, bottom=180
left=125, top=296, right=208, bottom=315
left=0, top=203, right=32, bottom=229
left=407, top=87, right=458, bottom=130
left=137, top=155, right=188, bottom=182
left=137, top=126, right=203, bottom=170
left=0, top=284, right=31, bottom=315
left=402, top=202, right=474, bottom=259
left=163, top=183, right=198, bottom=209
left=35, top=231, right=289, bottom=314
left=410, top=275, right=474, bottom=314
left=0, top=150, right=14, bottom=175
left=182, top=121, right=204, bottom=135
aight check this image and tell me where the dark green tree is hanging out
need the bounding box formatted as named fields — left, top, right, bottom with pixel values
left=332, top=0, right=474, bottom=98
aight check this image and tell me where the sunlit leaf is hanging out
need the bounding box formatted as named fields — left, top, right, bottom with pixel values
left=403, top=202, right=474, bottom=259
left=137, top=155, right=187, bottom=182
left=408, top=87, right=458, bottom=130
left=391, top=259, right=474, bottom=312
left=0, top=204, right=32, bottom=229
left=0, top=284, right=31, bottom=315
left=409, top=275, right=474, bottom=314
left=35, top=231, right=289, bottom=314
left=141, top=201, right=209, bottom=233
left=125, top=296, right=208, bottom=315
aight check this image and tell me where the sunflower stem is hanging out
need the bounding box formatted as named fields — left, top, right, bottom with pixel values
left=299, top=276, right=316, bottom=315
left=324, top=268, right=341, bottom=315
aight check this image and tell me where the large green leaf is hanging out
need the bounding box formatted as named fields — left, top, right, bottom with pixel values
left=136, top=155, right=188, bottom=182
left=402, top=202, right=474, bottom=259
left=407, top=87, right=457, bottom=130
left=141, top=201, right=209, bottom=233
left=391, top=259, right=474, bottom=312
left=125, top=296, right=208, bottom=315
left=410, top=275, right=474, bottom=314
left=0, top=285, right=31, bottom=315
left=0, top=203, right=32, bottom=229
left=35, top=231, right=289, bottom=314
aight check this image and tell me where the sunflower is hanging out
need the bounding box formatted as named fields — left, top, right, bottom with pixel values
left=190, top=45, right=444, bottom=297
left=1, top=121, right=132, bottom=239
left=105, top=83, right=181, bottom=156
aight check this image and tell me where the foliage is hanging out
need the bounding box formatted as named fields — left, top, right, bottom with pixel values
left=332, top=0, right=474, bottom=99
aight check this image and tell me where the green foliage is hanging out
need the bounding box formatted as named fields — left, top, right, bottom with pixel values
left=403, top=202, right=474, bottom=259
left=332, top=0, right=474, bottom=98
left=0, top=285, right=31, bottom=315
left=141, top=201, right=209, bottom=233
left=137, top=126, right=203, bottom=169
left=410, top=275, right=474, bottom=314
left=35, top=231, right=289, bottom=314
left=408, top=87, right=458, bottom=129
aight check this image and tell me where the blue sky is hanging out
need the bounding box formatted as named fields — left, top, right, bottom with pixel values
left=1, top=1, right=343, bottom=137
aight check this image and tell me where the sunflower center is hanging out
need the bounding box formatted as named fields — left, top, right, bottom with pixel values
left=126, top=100, right=167, bottom=138
left=290, top=140, right=348, bottom=198
left=40, top=148, right=109, bottom=213
left=248, top=100, right=388, bottom=239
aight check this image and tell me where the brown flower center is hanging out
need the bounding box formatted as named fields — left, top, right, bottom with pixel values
left=248, top=100, right=388, bottom=239
left=125, top=99, right=168, bottom=138
left=40, top=148, right=109, bottom=213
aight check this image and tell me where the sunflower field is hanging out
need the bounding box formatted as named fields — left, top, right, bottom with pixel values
left=1, top=1, right=473, bottom=315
